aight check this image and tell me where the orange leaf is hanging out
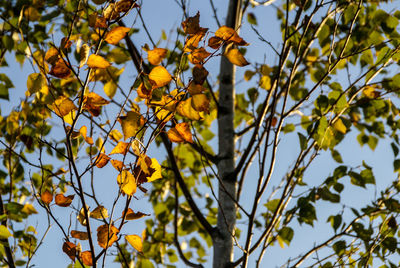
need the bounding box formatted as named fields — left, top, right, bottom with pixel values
left=81, top=251, right=93, bottom=266
left=105, top=26, right=130, bottom=45
left=79, top=125, right=94, bottom=145
left=191, top=93, right=210, bottom=112
left=97, top=224, right=119, bottom=249
left=110, top=141, right=130, bottom=155
left=55, top=193, right=75, bottom=207
left=192, top=64, right=208, bottom=85
left=188, top=47, right=211, bottom=64
left=52, top=96, right=77, bottom=117
left=147, top=47, right=168, bottom=65
left=88, top=14, right=107, bottom=29
left=62, top=241, right=77, bottom=261
left=215, top=26, right=249, bottom=46
left=175, top=122, right=193, bottom=143
left=49, top=58, right=71, bottom=78
left=41, top=190, right=53, bottom=205
left=167, top=128, right=185, bottom=143
left=126, top=235, right=143, bottom=253
left=103, top=3, right=119, bottom=20
left=184, top=30, right=207, bottom=52
left=137, top=82, right=152, bottom=99
left=95, top=153, right=110, bottom=168
left=224, top=48, right=249, bottom=67
left=124, top=208, right=150, bottom=220
left=208, top=36, right=223, bottom=49
left=148, top=66, right=172, bottom=88
left=188, top=83, right=205, bottom=95
left=61, top=37, right=72, bottom=50
left=110, top=159, right=124, bottom=171
left=71, top=230, right=89, bottom=240
left=83, top=92, right=110, bottom=117
left=87, top=54, right=111, bottom=69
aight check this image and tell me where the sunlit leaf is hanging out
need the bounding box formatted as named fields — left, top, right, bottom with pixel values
left=103, top=3, right=119, bottom=20
left=94, top=153, right=110, bottom=168
left=191, top=93, right=209, bottom=112
left=71, top=230, right=89, bottom=240
left=119, top=111, right=144, bottom=140
left=105, top=26, right=130, bottom=45
left=62, top=241, right=77, bottom=261
left=49, top=59, right=71, bottom=78
left=83, top=92, right=110, bottom=117
left=55, top=193, right=75, bottom=207
left=137, top=82, right=152, bottom=99
left=117, top=170, right=137, bottom=196
left=0, top=226, right=11, bottom=239
left=167, top=128, right=185, bottom=143
left=51, top=96, right=77, bottom=117
left=224, top=48, right=249, bottom=67
left=87, top=54, right=111, bottom=69
left=78, top=206, right=90, bottom=226
left=26, top=73, right=46, bottom=96
left=215, top=26, right=248, bottom=46
left=184, top=32, right=206, bottom=52
left=79, top=44, right=90, bottom=68
left=41, top=190, right=53, bottom=205
left=259, top=76, right=271, bottom=90
left=104, top=81, right=117, bottom=99
left=21, top=203, right=38, bottom=215
left=44, top=47, right=59, bottom=65
left=124, top=208, right=150, bottom=220
left=149, top=66, right=172, bottom=88
left=90, top=205, right=109, bottom=219
left=176, top=122, right=193, bottom=143
left=88, top=14, right=108, bottom=28
left=110, top=159, right=124, bottom=171
left=148, top=158, right=162, bottom=182
left=110, top=141, right=130, bottom=155
left=81, top=251, right=93, bottom=266
left=333, top=118, right=347, bottom=134
left=126, top=234, right=143, bottom=253
left=79, top=126, right=94, bottom=145
left=97, top=224, right=119, bottom=249
left=177, top=98, right=202, bottom=120
left=188, top=47, right=211, bottom=64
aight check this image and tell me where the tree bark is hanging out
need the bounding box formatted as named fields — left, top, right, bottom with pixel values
left=213, top=1, right=243, bottom=267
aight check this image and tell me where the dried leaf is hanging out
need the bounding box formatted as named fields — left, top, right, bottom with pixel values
left=208, top=36, right=223, bottom=49
left=110, top=141, right=130, bottom=155
left=49, top=59, right=71, bottom=78
left=126, top=235, right=143, bottom=253
left=44, top=47, right=59, bottom=65
left=137, top=82, right=152, bottom=99
left=167, top=128, right=185, bottom=143
left=62, top=241, right=77, bottom=261
left=117, top=170, right=137, bottom=196
left=97, top=224, right=119, bottom=249
left=116, top=0, right=138, bottom=13
left=192, top=64, right=208, bottom=85
left=83, top=92, right=110, bottom=117
left=104, top=26, right=130, bottom=45
left=191, top=93, right=209, bottom=112
left=90, top=205, right=109, bottom=219
left=146, top=47, right=168, bottom=65
left=224, top=48, right=249, bottom=67
left=95, top=153, right=110, bottom=168
left=79, top=44, right=90, bottom=68
left=78, top=206, right=90, bottom=226
left=149, top=66, right=172, bottom=88
left=187, top=83, right=205, bottom=95
left=215, top=26, right=249, bottom=46
left=71, top=230, right=89, bottom=240
left=110, top=159, right=124, bottom=171
left=81, top=251, right=93, bottom=266
left=41, top=190, right=53, bottom=205
left=103, top=3, right=119, bottom=20
left=175, top=122, right=193, bottom=143
left=125, top=208, right=149, bottom=220
left=88, top=14, right=108, bottom=29
left=87, top=54, right=111, bottom=69
left=55, top=193, right=75, bottom=207
left=182, top=12, right=201, bottom=35
left=52, top=96, right=77, bottom=117
left=119, top=111, right=144, bottom=140
left=188, top=47, right=211, bottom=64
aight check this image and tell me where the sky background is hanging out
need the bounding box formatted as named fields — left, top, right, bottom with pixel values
left=1, top=0, right=400, bottom=267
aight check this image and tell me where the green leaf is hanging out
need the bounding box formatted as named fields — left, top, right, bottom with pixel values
left=282, top=124, right=295, bottom=133
left=0, top=226, right=12, bottom=239
left=331, top=149, right=343, bottom=163
left=278, top=227, right=294, bottom=246
left=265, top=199, right=280, bottom=213
left=332, top=240, right=346, bottom=256
left=298, top=133, right=307, bottom=151
left=327, top=214, right=342, bottom=231
left=247, top=13, right=257, bottom=25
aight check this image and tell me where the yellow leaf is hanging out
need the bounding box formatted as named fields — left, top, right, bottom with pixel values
left=175, top=122, right=193, bottom=143
left=104, top=26, right=130, bottom=45
left=27, top=73, right=46, bottom=96
left=333, top=118, right=347, bottom=134
left=126, top=234, right=143, bottom=253
left=87, top=54, right=111, bottom=69
left=119, top=111, right=144, bottom=140
left=215, top=26, right=248, bottom=46
left=97, top=224, right=119, bottom=249
left=63, top=110, right=76, bottom=125
left=224, top=48, right=249, bottom=67
left=104, top=81, right=117, bottom=99
left=79, top=44, right=90, bottom=68
left=77, top=206, right=90, bottom=226
left=79, top=125, right=94, bottom=145
left=110, top=141, right=130, bottom=155
left=83, top=92, right=110, bottom=117
left=21, top=203, right=38, bottom=215
left=191, top=93, right=209, bottom=112
left=148, top=66, right=172, bottom=88
left=147, top=47, right=168, bottom=65
left=90, top=205, right=109, bottom=219
left=52, top=96, right=77, bottom=117
left=110, top=159, right=124, bottom=171
left=148, top=158, right=162, bottom=182
left=259, top=76, right=271, bottom=90
left=184, top=32, right=206, bottom=52
left=49, top=59, right=71, bottom=78
left=176, top=98, right=202, bottom=120
left=109, top=129, right=123, bottom=142
left=117, top=170, right=137, bottom=196
left=138, top=155, right=153, bottom=175
left=71, top=230, right=89, bottom=240
left=167, top=128, right=185, bottom=143
left=44, top=47, right=59, bottom=65
left=363, top=86, right=380, bottom=99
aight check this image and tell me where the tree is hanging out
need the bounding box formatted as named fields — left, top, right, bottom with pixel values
left=1, top=0, right=400, bottom=267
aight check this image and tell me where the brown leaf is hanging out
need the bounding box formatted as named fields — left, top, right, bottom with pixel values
left=83, top=92, right=110, bottom=117
left=110, top=141, right=130, bottom=155
left=181, top=12, right=201, bottom=35
left=41, top=190, right=53, bottom=205
left=188, top=47, right=211, bottom=64
left=81, top=251, right=93, bottom=266
left=191, top=93, right=210, bottom=112
left=137, top=82, right=152, bottom=99
left=103, top=3, right=119, bottom=20
left=62, top=241, right=77, bottom=261
left=88, top=14, right=108, bottom=29
left=49, top=59, right=71, bottom=79
left=104, top=26, right=130, bottom=45
left=87, top=54, right=111, bottom=69
left=55, top=194, right=75, bottom=207
left=97, top=224, right=119, bottom=249
left=192, top=64, right=208, bottom=85
left=71, top=230, right=89, bottom=240
left=60, top=37, right=72, bottom=50
left=208, top=36, right=223, bottom=49
left=124, top=208, right=150, bottom=220
left=94, top=153, right=110, bottom=168
left=44, top=47, right=60, bottom=65
left=116, top=0, right=138, bottom=13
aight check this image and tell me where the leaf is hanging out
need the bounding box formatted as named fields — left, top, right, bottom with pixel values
left=167, top=128, right=185, bottom=143
left=146, top=47, right=168, bottom=65
left=181, top=12, right=201, bottom=35
left=176, top=98, right=202, bottom=120
left=62, top=241, right=77, bottom=261
left=81, top=251, right=93, bottom=266
left=88, top=14, right=107, bottom=28
left=148, top=158, right=162, bottom=182
left=94, top=153, right=110, bottom=168
left=333, top=118, right=346, bottom=134
left=117, top=170, right=137, bottom=196
left=110, top=141, right=130, bottom=155
left=77, top=206, right=90, bottom=226
left=90, top=205, right=109, bottom=219
left=191, top=93, right=209, bottom=112
left=0, top=226, right=12, bottom=239
left=79, top=44, right=90, bottom=68
left=188, top=48, right=211, bottom=64
left=119, top=111, right=144, bottom=140
left=44, top=47, right=60, bottom=65
left=71, top=230, right=89, bottom=240
left=215, top=26, right=249, bottom=46
left=148, top=66, right=172, bottom=88
left=49, top=59, right=71, bottom=78
left=208, top=36, right=223, bottom=49
left=21, top=203, right=38, bottom=215
left=97, top=224, right=119, bottom=249
left=110, top=159, right=124, bottom=171
left=125, top=208, right=150, bottom=220
left=26, top=73, right=46, bottom=96
left=259, top=76, right=271, bottom=90
left=184, top=32, right=206, bottom=52
left=104, top=81, right=117, bottom=99
left=52, top=96, right=77, bottom=117
left=41, top=190, right=53, bottom=205
left=126, top=234, right=143, bottom=253
left=104, top=26, right=130, bottom=45
left=79, top=126, right=94, bottom=145
left=175, top=122, right=193, bottom=143
left=83, top=92, right=110, bottom=117
left=224, top=48, right=249, bottom=67
left=192, top=64, right=208, bottom=85
left=87, top=54, right=111, bottom=69
left=55, top=193, right=75, bottom=207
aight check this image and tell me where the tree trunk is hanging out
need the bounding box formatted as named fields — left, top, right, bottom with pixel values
left=213, top=1, right=243, bottom=267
